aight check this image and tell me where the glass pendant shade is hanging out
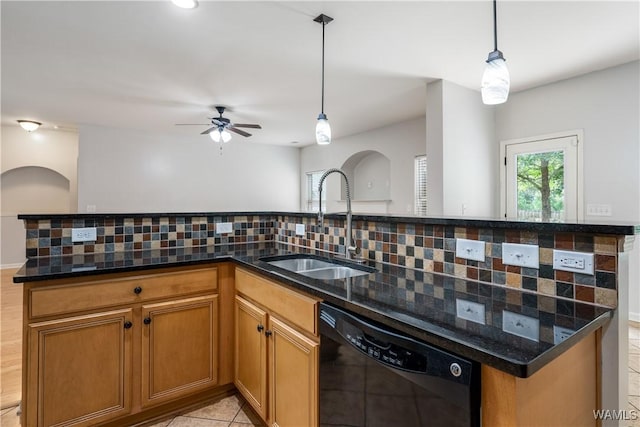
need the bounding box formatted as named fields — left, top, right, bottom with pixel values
left=315, top=114, right=331, bottom=145
left=210, top=130, right=221, bottom=143
left=481, top=56, right=510, bottom=105
left=220, top=129, right=232, bottom=143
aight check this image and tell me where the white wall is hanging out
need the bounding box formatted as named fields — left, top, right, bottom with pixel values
left=0, top=126, right=79, bottom=266
left=426, top=80, right=497, bottom=217
left=300, top=116, right=426, bottom=215
left=497, top=61, right=640, bottom=321
left=77, top=125, right=300, bottom=213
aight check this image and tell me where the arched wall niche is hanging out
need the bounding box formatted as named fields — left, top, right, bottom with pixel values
left=340, top=150, right=391, bottom=202
left=1, top=166, right=71, bottom=214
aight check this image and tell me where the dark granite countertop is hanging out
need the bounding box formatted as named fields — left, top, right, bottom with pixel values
left=14, top=242, right=612, bottom=378
left=16, top=211, right=640, bottom=235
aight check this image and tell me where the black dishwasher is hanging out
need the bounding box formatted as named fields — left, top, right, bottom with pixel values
left=319, top=303, right=480, bottom=427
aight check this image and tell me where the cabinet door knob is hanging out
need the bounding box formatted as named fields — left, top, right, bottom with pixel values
left=133, top=286, right=143, bottom=294
left=265, top=330, right=273, bottom=337
left=124, top=321, right=133, bottom=329
left=144, top=317, right=152, bottom=325
left=257, top=324, right=264, bottom=333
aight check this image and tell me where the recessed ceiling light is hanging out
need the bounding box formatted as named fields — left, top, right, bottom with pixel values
left=17, top=120, right=41, bottom=132
left=171, top=0, right=198, bottom=9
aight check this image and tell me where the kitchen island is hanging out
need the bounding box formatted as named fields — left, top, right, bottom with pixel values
left=14, top=212, right=637, bottom=426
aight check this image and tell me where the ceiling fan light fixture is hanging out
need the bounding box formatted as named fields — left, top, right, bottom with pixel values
left=171, top=0, right=198, bottom=9
left=314, top=14, right=333, bottom=145
left=315, top=113, right=331, bottom=145
left=210, top=129, right=221, bottom=143
left=220, top=129, right=232, bottom=143
left=17, top=120, right=41, bottom=132
left=481, top=0, right=510, bottom=105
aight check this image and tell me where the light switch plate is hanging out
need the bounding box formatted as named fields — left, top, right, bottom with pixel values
left=295, top=224, right=305, bottom=236
left=456, top=299, right=486, bottom=325
left=216, top=222, right=233, bottom=234
left=455, top=238, right=486, bottom=262
left=502, top=311, right=539, bottom=342
left=553, top=249, right=594, bottom=275
left=502, top=243, right=539, bottom=268
left=71, top=227, right=97, bottom=242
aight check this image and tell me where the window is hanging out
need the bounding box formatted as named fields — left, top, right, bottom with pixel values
left=306, top=171, right=327, bottom=212
left=414, top=155, right=427, bottom=216
left=501, top=132, right=582, bottom=222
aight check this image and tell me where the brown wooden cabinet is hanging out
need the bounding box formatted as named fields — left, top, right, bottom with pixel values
left=22, top=265, right=229, bottom=427
left=234, top=268, right=320, bottom=427
left=27, top=309, right=133, bottom=427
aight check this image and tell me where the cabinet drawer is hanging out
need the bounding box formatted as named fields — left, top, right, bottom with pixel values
left=236, top=268, right=319, bottom=335
left=30, top=267, right=218, bottom=319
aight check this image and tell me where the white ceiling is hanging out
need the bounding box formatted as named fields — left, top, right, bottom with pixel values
left=2, top=1, right=638, bottom=146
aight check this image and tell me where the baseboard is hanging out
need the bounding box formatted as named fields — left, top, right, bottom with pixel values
left=630, top=311, right=640, bottom=324
left=1, top=263, right=24, bottom=270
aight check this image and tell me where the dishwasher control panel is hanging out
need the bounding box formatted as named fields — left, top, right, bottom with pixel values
left=340, top=320, right=427, bottom=372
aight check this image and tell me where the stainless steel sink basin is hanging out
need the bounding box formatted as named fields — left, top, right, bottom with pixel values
left=261, top=255, right=374, bottom=280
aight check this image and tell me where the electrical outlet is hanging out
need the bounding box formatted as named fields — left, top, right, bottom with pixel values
left=553, top=250, right=594, bottom=275
left=456, top=299, right=486, bottom=325
left=502, top=311, right=539, bottom=342
left=455, top=238, right=485, bottom=262
left=71, top=227, right=97, bottom=242
left=295, top=223, right=305, bottom=236
left=502, top=243, right=539, bottom=268
left=216, top=222, right=233, bottom=234
left=553, top=325, right=574, bottom=345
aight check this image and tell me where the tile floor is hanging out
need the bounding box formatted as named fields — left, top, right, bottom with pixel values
left=2, top=323, right=639, bottom=427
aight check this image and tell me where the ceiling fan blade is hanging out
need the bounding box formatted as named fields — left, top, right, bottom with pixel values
left=232, top=124, right=262, bottom=129
left=228, top=127, right=251, bottom=137
left=200, top=127, right=217, bottom=135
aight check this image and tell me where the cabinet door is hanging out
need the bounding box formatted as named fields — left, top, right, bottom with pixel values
left=234, top=295, right=268, bottom=422
left=26, top=309, right=133, bottom=427
left=268, top=316, right=319, bottom=427
left=141, top=294, right=218, bottom=407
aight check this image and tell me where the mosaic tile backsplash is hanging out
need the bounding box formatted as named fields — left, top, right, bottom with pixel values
left=24, top=213, right=625, bottom=308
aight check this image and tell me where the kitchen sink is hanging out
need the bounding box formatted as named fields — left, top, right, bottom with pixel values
left=261, top=255, right=375, bottom=280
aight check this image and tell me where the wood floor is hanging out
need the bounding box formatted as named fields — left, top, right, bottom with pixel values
left=1, top=267, right=21, bottom=409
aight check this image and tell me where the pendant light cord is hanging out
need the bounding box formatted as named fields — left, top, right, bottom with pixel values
left=493, top=0, right=498, bottom=52
left=321, top=21, right=325, bottom=115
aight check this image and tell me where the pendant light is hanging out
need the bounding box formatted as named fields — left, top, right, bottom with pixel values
left=481, top=0, right=510, bottom=105
left=314, top=14, right=333, bottom=145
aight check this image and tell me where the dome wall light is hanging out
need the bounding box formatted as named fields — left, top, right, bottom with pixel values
left=481, top=0, right=510, bottom=105
left=314, top=14, right=333, bottom=145
left=171, top=0, right=198, bottom=9
left=18, top=120, right=42, bottom=132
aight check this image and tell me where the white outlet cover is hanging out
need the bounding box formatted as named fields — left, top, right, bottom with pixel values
left=295, top=224, right=305, bottom=236
left=455, top=238, right=485, bottom=262
left=553, top=325, right=575, bottom=345
left=502, top=311, right=539, bottom=342
left=456, top=299, right=486, bottom=325
left=553, top=249, right=594, bottom=275
left=71, top=227, right=97, bottom=242
left=216, top=222, right=233, bottom=234
left=502, top=243, right=539, bottom=268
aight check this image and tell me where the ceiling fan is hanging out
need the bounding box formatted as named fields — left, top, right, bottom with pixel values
left=176, top=106, right=262, bottom=142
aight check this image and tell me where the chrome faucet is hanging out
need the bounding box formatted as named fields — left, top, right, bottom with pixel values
left=317, top=168, right=360, bottom=259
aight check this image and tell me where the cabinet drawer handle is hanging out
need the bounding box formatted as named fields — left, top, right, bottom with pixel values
left=133, top=286, right=143, bottom=294
left=265, top=330, right=272, bottom=337
left=257, top=324, right=264, bottom=333
left=144, top=317, right=152, bottom=325
left=124, top=321, right=133, bottom=329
